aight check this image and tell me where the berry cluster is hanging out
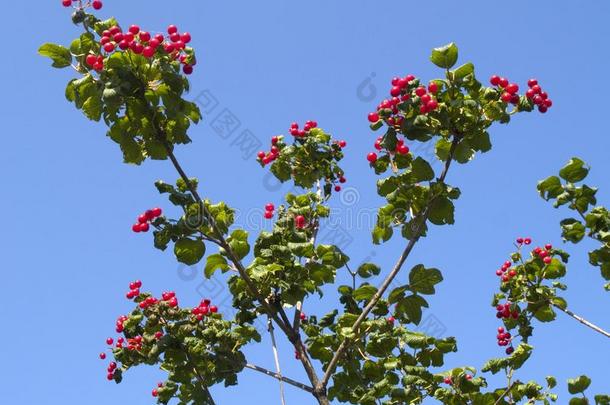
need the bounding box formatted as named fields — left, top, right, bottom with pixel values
left=515, top=237, right=532, bottom=246
left=495, top=302, right=519, bottom=320
left=105, top=361, right=117, bottom=381
left=366, top=136, right=410, bottom=164
left=496, top=326, right=514, bottom=354
left=191, top=298, right=219, bottom=321
left=85, top=24, right=195, bottom=74
left=62, top=0, right=102, bottom=10
left=489, top=76, right=552, bottom=113
left=125, top=279, right=142, bottom=299
left=289, top=120, right=318, bottom=138
left=533, top=244, right=554, bottom=264
left=495, top=260, right=517, bottom=282
left=152, top=382, right=164, bottom=397
left=263, top=203, right=275, bottom=219
left=257, top=136, right=281, bottom=165
left=131, top=207, right=162, bottom=233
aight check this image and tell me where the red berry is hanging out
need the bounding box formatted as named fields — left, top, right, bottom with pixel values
left=118, top=40, right=130, bottom=50
left=265, top=203, right=275, bottom=211
left=131, top=42, right=144, bottom=54
left=428, top=82, right=438, bottom=93
left=444, top=377, right=452, bottom=385
left=420, top=94, right=431, bottom=104
left=295, top=215, right=306, bottom=229
left=397, top=144, right=409, bottom=155
left=107, top=373, right=114, bottom=381
left=92, top=0, right=102, bottom=10
left=62, top=0, right=72, bottom=6
left=132, top=224, right=141, bottom=233
left=257, top=151, right=265, bottom=159
left=151, top=207, right=162, bottom=217
left=499, top=77, right=509, bottom=88
left=128, top=25, right=140, bottom=35
left=181, top=32, right=192, bottom=43
left=506, top=83, right=519, bottom=94
left=415, top=87, right=426, bottom=97
left=138, top=214, right=148, bottom=224
left=264, top=211, right=273, bottom=219
left=531, top=85, right=541, bottom=94
left=390, top=86, right=401, bottom=97
left=183, top=64, right=193, bottom=75
left=366, top=152, right=378, bottom=163
left=210, top=305, right=218, bottom=313
left=538, top=105, right=548, bottom=113
left=524, top=238, right=532, bottom=245
left=106, top=338, right=114, bottom=345
left=142, top=46, right=155, bottom=58
left=338, top=140, right=347, bottom=148
left=167, top=25, right=178, bottom=35
left=99, top=353, right=106, bottom=360
left=506, top=347, right=514, bottom=355
left=490, top=75, right=501, bottom=86
left=368, top=112, right=379, bottom=123
left=527, top=79, right=538, bottom=88
left=334, top=185, right=341, bottom=192
left=501, top=92, right=512, bottom=103
left=139, top=31, right=151, bottom=42
left=544, top=99, right=553, bottom=108
left=339, top=176, right=346, bottom=183
left=85, top=54, right=97, bottom=67
left=138, top=222, right=150, bottom=232
left=426, top=99, right=438, bottom=111
left=152, top=389, right=158, bottom=397
left=543, top=256, right=552, bottom=264
left=387, top=316, right=395, bottom=323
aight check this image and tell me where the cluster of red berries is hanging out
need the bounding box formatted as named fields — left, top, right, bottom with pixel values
left=516, top=237, right=532, bottom=246
left=263, top=203, right=275, bottom=219
left=62, top=0, right=102, bottom=10
left=125, top=279, right=142, bottom=299
left=367, top=75, right=440, bottom=125
left=105, top=361, right=117, bottom=381
left=289, top=120, right=318, bottom=138
left=495, top=260, right=517, bottom=282
left=131, top=207, right=162, bottom=233
left=490, top=76, right=552, bottom=113
left=496, top=326, right=514, bottom=354
left=152, top=382, right=164, bottom=397
left=495, top=302, right=519, bottom=320
left=257, top=136, right=281, bottom=165
left=85, top=24, right=195, bottom=74
left=366, top=136, right=410, bottom=165
left=191, top=298, right=219, bottom=321
left=443, top=374, right=472, bottom=385
left=115, top=314, right=129, bottom=333
left=387, top=315, right=395, bottom=324
left=533, top=244, right=554, bottom=265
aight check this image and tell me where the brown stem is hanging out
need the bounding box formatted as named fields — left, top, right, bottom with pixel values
left=318, top=135, right=460, bottom=390
left=494, top=379, right=519, bottom=405
left=554, top=304, right=610, bottom=338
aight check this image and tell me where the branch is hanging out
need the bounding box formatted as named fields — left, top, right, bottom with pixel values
left=244, top=363, right=314, bottom=393
left=268, top=318, right=287, bottom=405
left=494, top=380, right=519, bottom=405
left=319, top=135, right=460, bottom=390
left=554, top=304, right=610, bottom=338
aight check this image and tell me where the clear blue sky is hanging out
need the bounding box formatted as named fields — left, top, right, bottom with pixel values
left=1, top=1, right=609, bottom=404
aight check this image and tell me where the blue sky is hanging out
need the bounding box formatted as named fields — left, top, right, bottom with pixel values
left=1, top=1, right=609, bottom=404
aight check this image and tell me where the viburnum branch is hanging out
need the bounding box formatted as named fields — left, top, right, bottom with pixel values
left=267, top=317, right=286, bottom=405
left=319, top=135, right=460, bottom=390
left=553, top=304, right=610, bottom=339
left=243, top=363, right=313, bottom=393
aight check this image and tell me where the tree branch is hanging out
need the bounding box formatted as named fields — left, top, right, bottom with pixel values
left=319, top=135, right=460, bottom=390
left=244, top=363, right=314, bottom=393
left=267, top=318, right=287, bottom=405
left=554, top=304, right=610, bottom=338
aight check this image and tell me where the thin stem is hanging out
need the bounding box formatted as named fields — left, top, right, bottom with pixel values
left=244, top=363, right=313, bottom=393
left=494, top=379, right=519, bottom=405
left=268, top=318, right=287, bottom=405
left=554, top=304, right=610, bottom=338
left=319, top=135, right=460, bottom=390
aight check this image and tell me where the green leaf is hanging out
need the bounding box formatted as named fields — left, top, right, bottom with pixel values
left=408, top=264, right=443, bottom=295
left=353, top=285, right=378, bottom=301
left=38, top=43, right=72, bottom=68
left=452, top=62, right=474, bottom=80
left=537, top=175, right=563, bottom=200
left=546, top=376, right=557, bottom=389
left=559, top=158, right=589, bottom=183
left=567, top=375, right=592, bottom=394
left=174, top=238, right=205, bottom=265
left=533, top=305, right=556, bottom=322
left=569, top=398, right=588, bottom=405
left=544, top=258, right=566, bottom=279
left=560, top=219, right=586, bottom=243
left=396, top=294, right=428, bottom=324
left=357, top=263, right=381, bottom=278
left=428, top=197, right=455, bottom=225
left=595, top=395, right=610, bottom=405
left=430, top=43, right=459, bottom=69
left=411, top=157, right=435, bottom=182
left=204, top=253, right=229, bottom=278
left=227, top=229, right=250, bottom=260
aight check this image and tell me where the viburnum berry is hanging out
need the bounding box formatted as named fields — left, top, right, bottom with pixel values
left=152, top=389, right=158, bottom=397
left=490, top=75, right=500, bottom=86
left=265, top=203, right=275, bottom=211
left=368, top=112, right=379, bottom=123
left=295, top=215, right=306, bottom=229
left=415, top=87, right=426, bottom=97
left=428, top=82, right=438, bottom=93
left=524, top=237, right=532, bottom=245
left=387, top=316, right=395, bottom=323
left=183, top=64, right=194, bottom=75
left=92, top=0, right=103, bottom=10
left=210, top=305, right=218, bottom=313
left=85, top=54, right=97, bottom=67
left=107, top=373, right=114, bottom=381
left=334, top=185, right=341, bottom=192
left=338, top=140, right=347, bottom=148
left=498, top=77, right=509, bottom=88
left=106, top=337, right=113, bottom=345
left=62, top=0, right=72, bottom=6
left=99, top=353, right=106, bottom=360
left=397, top=144, right=409, bottom=155
left=129, top=25, right=140, bottom=35
left=167, top=25, right=178, bottom=35
left=264, top=211, right=273, bottom=219
left=367, top=152, right=378, bottom=163
left=506, top=83, right=519, bottom=94
left=339, top=176, right=346, bottom=183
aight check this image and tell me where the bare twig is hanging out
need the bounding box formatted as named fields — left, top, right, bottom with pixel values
left=554, top=304, right=610, bottom=338
left=268, top=318, right=287, bottom=405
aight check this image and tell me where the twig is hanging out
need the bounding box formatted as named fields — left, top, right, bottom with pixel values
left=244, top=363, right=314, bottom=393
left=554, top=304, right=610, bottom=338
left=268, top=318, right=287, bottom=405
left=494, top=380, right=519, bottom=405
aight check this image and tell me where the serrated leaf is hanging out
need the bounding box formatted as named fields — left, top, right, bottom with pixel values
left=38, top=43, right=72, bottom=68
left=174, top=238, right=205, bottom=265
